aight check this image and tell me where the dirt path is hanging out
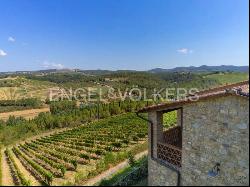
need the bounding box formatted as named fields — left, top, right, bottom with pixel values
left=1, top=150, right=14, bottom=186
left=83, top=151, right=148, bottom=186
left=11, top=150, right=41, bottom=186
left=0, top=107, right=50, bottom=121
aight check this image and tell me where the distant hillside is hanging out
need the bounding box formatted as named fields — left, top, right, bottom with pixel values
left=0, top=68, right=77, bottom=75
left=149, top=65, right=249, bottom=73
left=0, top=65, right=248, bottom=75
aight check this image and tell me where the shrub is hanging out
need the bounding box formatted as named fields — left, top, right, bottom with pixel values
left=112, top=142, right=122, bottom=149
left=133, top=136, right=139, bottom=142
left=70, top=160, right=78, bottom=170
left=128, top=152, right=136, bottom=167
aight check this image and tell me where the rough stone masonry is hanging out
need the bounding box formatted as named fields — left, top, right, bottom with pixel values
left=182, top=95, right=249, bottom=186
left=148, top=95, right=249, bottom=186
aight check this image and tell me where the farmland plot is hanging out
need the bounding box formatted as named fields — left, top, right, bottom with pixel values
left=2, top=113, right=149, bottom=186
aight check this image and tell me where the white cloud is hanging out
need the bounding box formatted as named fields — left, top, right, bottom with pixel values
left=177, top=48, right=193, bottom=54
left=0, top=49, right=7, bottom=57
left=8, top=36, right=15, bottom=42
left=42, top=60, right=64, bottom=69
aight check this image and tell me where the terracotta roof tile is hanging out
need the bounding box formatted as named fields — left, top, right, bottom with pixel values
left=194, top=80, right=249, bottom=96
left=138, top=80, right=249, bottom=113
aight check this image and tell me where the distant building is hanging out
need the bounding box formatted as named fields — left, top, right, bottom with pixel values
left=138, top=81, right=249, bottom=186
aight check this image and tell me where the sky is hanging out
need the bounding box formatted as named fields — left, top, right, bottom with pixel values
left=0, top=0, right=249, bottom=71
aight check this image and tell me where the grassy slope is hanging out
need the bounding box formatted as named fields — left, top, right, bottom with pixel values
left=204, top=72, right=249, bottom=85
left=74, top=143, right=148, bottom=186
left=0, top=77, right=57, bottom=101
left=98, top=156, right=148, bottom=186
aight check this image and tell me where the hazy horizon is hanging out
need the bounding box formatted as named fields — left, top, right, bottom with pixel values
left=0, top=64, right=249, bottom=73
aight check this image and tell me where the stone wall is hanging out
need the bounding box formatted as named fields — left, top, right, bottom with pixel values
left=148, top=111, right=163, bottom=158
left=148, top=111, right=179, bottom=186
left=148, top=158, right=179, bottom=186
left=182, top=95, right=249, bottom=186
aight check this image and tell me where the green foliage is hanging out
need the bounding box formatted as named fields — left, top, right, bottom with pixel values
left=12, top=147, right=53, bottom=185
left=70, top=160, right=78, bottom=170
left=59, top=165, right=66, bottom=176
left=6, top=116, right=26, bottom=126
left=0, top=71, right=246, bottom=186
left=163, top=111, right=177, bottom=129
left=0, top=98, right=41, bottom=107
left=158, top=72, right=204, bottom=83
left=0, top=98, right=42, bottom=113
left=2, top=71, right=247, bottom=104
left=7, top=114, right=147, bottom=185
left=25, top=73, right=98, bottom=89
left=99, top=156, right=148, bottom=186
left=109, top=103, right=121, bottom=115
left=0, top=121, right=40, bottom=146
left=0, top=78, right=22, bottom=87
left=20, top=144, right=67, bottom=177
left=24, top=71, right=239, bottom=99
left=0, top=100, right=151, bottom=146
left=205, top=72, right=248, bottom=85
left=5, top=149, right=31, bottom=186
left=128, top=152, right=136, bottom=167
left=50, top=100, right=77, bottom=115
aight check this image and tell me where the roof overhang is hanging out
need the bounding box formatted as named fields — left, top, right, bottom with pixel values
left=138, top=91, right=249, bottom=113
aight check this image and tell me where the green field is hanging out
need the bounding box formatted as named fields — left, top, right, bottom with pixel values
left=205, top=72, right=248, bottom=85
left=99, top=156, right=148, bottom=186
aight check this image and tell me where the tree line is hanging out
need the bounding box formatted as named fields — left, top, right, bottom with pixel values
left=0, top=98, right=42, bottom=108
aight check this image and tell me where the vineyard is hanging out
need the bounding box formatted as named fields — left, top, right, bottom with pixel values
left=1, top=113, right=149, bottom=186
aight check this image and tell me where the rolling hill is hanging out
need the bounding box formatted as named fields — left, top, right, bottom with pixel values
left=149, top=65, right=249, bottom=73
